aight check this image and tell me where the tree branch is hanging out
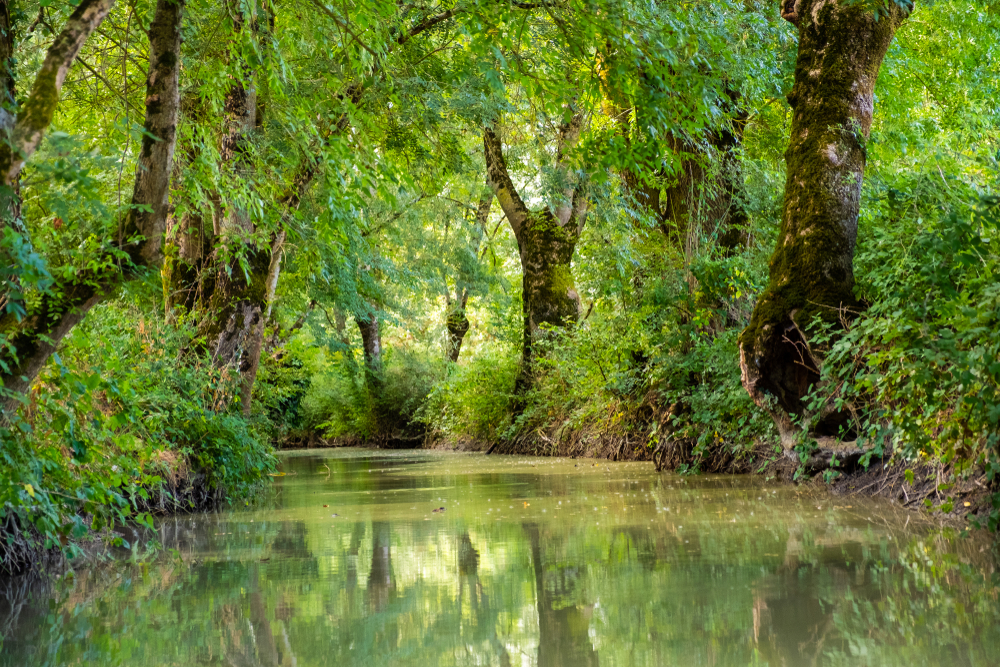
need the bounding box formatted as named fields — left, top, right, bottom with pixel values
left=307, top=0, right=379, bottom=59
left=483, top=121, right=529, bottom=241
left=0, top=0, right=116, bottom=186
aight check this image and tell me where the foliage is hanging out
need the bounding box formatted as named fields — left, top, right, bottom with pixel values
left=2, top=0, right=1000, bottom=575
left=0, top=279, right=274, bottom=566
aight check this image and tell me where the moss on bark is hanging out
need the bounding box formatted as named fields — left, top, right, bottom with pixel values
left=740, top=0, right=908, bottom=446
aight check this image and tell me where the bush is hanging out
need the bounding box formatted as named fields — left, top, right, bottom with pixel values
left=303, top=336, right=448, bottom=441
left=0, top=282, right=275, bottom=569
left=811, top=197, right=1000, bottom=523
left=419, top=340, right=521, bottom=441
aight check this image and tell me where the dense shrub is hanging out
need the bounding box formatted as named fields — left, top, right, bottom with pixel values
left=0, top=282, right=274, bottom=568
left=809, top=197, right=1000, bottom=522
left=303, top=338, right=447, bottom=441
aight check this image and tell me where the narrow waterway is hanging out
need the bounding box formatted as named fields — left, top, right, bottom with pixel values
left=2, top=448, right=998, bottom=666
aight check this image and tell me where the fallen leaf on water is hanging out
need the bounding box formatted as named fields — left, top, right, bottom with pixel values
left=323, top=504, right=329, bottom=508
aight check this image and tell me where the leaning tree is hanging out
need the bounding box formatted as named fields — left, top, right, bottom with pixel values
left=739, top=0, right=911, bottom=452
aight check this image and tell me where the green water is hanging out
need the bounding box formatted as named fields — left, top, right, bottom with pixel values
left=2, top=448, right=998, bottom=666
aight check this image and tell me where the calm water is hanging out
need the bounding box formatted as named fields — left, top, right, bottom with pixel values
left=1, top=448, right=998, bottom=666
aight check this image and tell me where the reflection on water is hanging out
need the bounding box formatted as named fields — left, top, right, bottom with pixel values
left=1, top=448, right=998, bottom=666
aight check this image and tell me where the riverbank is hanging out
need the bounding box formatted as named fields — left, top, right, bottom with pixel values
left=0, top=455, right=249, bottom=576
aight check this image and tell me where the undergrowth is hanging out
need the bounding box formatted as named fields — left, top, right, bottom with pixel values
left=0, top=279, right=274, bottom=572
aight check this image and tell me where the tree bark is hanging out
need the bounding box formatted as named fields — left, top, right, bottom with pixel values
left=445, top=297, right=471, bottom=363
left=0, top=0, right=116, bottom=186
left=356, top=307, right=383, bottom=394
left=0, top=0, right=19, bottom=224
left=0, top=0, right=25, bottom=319
left=484, top=119, right=586, bottom=391
left=739, top=0, right=908, bottom=448
left=195, top=1, right=268, bottom=379
left=445, top=195, right=491, bottom=363
left=238, top=230, right=285, bottom=415
left=0, top=0, right=182, bottom=410
left=610, top=87, right=748, bottom=252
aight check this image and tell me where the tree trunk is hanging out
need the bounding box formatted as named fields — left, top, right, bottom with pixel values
left=238, top=231, right=285, bottom=415
left=610, top=91, right=749, bottom=253
left=163, top=209, right=213, bottom=315
left=0, top=0, right=182, bottom=410
left=196, top=1, right=267, bottom=382
left=483, top=120, right=586, bottom=391
left=739, top=0, right=908, bottom=448
left=0, top=0, right=19, bottom=225
left=517, top=211, right=582, bottom=380
left=445, top=295, right=471, bottom=363
left=445, top=195, right=491, bottom=363
left=356, top=308, right=383, bottom=393
left=0, top=0, right=25, bottom=318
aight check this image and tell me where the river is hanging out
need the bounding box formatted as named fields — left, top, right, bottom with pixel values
left=1, top=448, right=998, bottom=665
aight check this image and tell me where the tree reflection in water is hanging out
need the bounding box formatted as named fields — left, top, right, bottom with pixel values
left=1, top=451, right=998, bottom=667
left=525, top=523, right=599, bottom=667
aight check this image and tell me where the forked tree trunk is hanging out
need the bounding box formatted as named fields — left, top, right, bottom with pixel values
left=195, top=1, right=269, bottom=383
left=484, top=120, right=586, bottom=391
left=739, top=0, right=908, bottom=448
left=0, top=0, right=182, bottom=410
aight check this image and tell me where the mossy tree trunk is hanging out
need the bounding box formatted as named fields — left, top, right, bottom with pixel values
left=194, top=0, right=271, bottom=407
left=0, top=0, right=19, bottom=227
left=739, top=0, right=908, bottom=447
left=163, top=94, right=216, bottom=316
left=484, top=118, right=587, bottom=391
left=0, top=0, right=182, bottom=410
left=445, top=195, right=491, bottom=363
left=612, top=96, right=749, bottom=254
left=0, top=0, right=25, bottom=317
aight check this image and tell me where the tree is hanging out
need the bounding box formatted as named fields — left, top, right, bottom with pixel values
left=484, top=115, right=588, bottom=391
left=739, top=0, right=911, bottom=449
left=0, top=0, right=183, bottom=411
left=444, top=195, right=491, bottom=363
